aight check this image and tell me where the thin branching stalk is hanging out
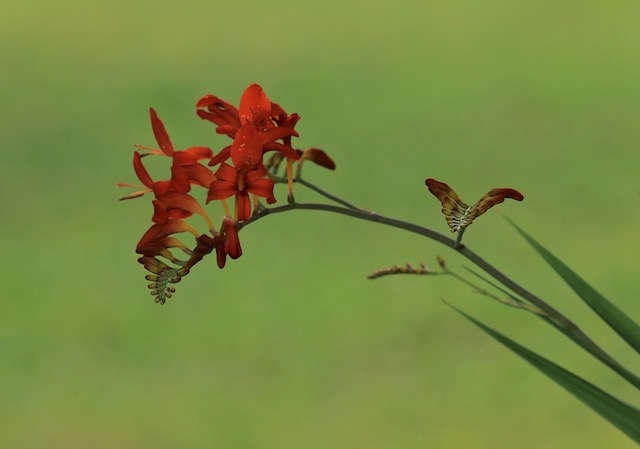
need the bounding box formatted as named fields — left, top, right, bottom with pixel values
left=240, top=180, right=640, bottom=389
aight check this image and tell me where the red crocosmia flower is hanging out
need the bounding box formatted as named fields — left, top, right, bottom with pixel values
left=207, top=163, right=276, bottom=221
left=200, top=84, right=301, bottom=167
left=245, top=86, right=300, bottom=160
left=208, top=124, right=300, bottom=168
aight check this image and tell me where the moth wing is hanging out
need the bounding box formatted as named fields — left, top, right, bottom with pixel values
left=471, top=188, right=524, bottom=218
left=425, top=179, right=470, bottom=231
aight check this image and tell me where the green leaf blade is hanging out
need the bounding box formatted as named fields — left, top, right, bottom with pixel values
left=509, top=220, right=640, bottom=355
left=453, top=306, right=640, bottom=443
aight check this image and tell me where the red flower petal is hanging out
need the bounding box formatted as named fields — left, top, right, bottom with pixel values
left=213, top=233, right=227, bottom=269
left=149, top=108, right=175, bottom=156
left=209, top=145, right=232, bottom=166
left=207, top=180, right=238, bottom=202
left=172, top=151, right=197, bottom=165
left=196, top=94, right=240, bottom=130
left=263, top=142, right=301, bottom=161
left=133, top=152, right=154, bottom=188
left=152, top=180, right=172, bottom=197
left=155, top=191, right=209, bottom=223
left=184, top=146, right=213, bottom=160
left=137, top=220, right=199, bottom=252
left=235, top=191, right=252, bottom=221
left=213, top=162, right=238, bottom=183
left=239, top=84, right=271, bottom=124
left=169, top=167, right=191, bottom=193
left=230, top=123, right=263, bottom=170
left=214, top=125, right=238, bottom=138
left=245, top=176, right=276, bottom=203
left=244, top=165, right=268, bottom=181
left=188, top=164, right=217, bottom=188
left=260, top=125, right=299, bottom=143
left=152, top=199, right=169, bottom=224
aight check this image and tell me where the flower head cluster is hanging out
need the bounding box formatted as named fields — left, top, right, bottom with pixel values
left=119, top=84, right=335, bottom=303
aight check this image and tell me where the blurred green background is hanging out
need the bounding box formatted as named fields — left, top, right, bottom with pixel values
left=2, top=0, right=639, bottom=447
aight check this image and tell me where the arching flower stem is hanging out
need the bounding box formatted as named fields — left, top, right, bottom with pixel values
left=238, top=179, right=640, bottom=390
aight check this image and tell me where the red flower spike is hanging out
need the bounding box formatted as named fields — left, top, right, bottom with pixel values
left=127, top=84, right=322, bottom=303
left=425, top=178, right=524, bottom=233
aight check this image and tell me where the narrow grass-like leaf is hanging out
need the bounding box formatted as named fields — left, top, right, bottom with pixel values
left=509, top=219, right=640, bottom=355
left=463, top=264, right=640, bottom=389
left=452, top=306, right=640, bottom=443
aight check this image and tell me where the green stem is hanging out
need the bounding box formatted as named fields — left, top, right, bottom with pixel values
left=295, top=177, right=361, bottom=210
left=444, top=268, right=545, bottom=315
left=454, top=228, right=466, bottom=249
left=242, top=200, right=640, bottom=389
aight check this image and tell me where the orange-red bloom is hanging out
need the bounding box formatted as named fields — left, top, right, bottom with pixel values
left=198, top=84, right=300, bottom=168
